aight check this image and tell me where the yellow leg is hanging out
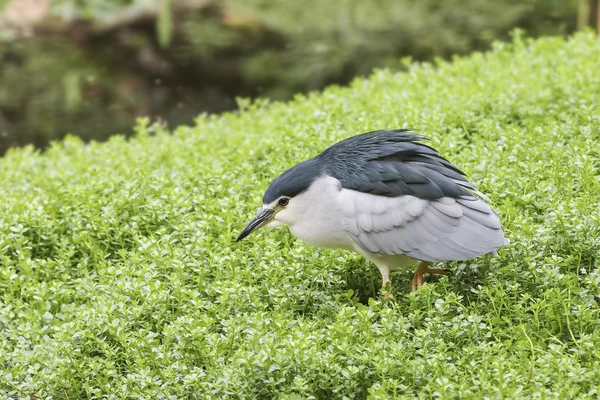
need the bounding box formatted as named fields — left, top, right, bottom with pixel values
left=411, top=262, right=449, bottom=291
left=377, top=264, right=392, bottom=300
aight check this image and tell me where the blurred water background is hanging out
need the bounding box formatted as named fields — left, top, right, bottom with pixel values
left=0, top=0, right=596, bottom=155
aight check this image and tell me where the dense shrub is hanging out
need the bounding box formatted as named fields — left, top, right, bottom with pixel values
left=1, top=32, right=600, bottom=398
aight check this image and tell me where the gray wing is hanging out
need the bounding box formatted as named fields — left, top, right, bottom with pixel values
left=322, top=129, right=476, bottom=200
left=340, top=189, right=507, bottom=262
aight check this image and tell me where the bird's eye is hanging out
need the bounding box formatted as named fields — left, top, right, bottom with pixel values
left=278, top=198, right=289, bottom=207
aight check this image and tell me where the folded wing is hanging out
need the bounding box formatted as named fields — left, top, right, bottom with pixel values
left=339, top=190, right=507, bottom=262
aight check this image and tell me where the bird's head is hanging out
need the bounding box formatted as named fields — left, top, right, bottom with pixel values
left=235, top=158, right=322, bottom=242
left=235, top=196, right=289, bottom=242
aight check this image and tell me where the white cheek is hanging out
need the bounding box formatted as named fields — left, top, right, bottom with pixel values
left=273, top=207, right=290, bottom=224
left=267, top=220, right=284, bottom=228
left=273, top=203, right=302, bottom=225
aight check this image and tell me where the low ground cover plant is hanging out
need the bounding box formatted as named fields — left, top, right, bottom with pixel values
left=1, top=31, right=600, bottom=398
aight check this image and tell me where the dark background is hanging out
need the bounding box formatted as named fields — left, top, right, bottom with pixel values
left=0, top=0, right=596, bottom=155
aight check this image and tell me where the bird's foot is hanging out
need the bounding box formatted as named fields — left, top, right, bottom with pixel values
left=411, top=262, right=450, bottom=291
left=380, top=281, right=392, bottom=302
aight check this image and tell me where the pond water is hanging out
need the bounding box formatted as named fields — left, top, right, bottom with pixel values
left=0, top=36, right=243, bottom=155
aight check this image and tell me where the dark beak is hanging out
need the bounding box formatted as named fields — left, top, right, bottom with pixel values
left=235, top=208, right=275, bottom=242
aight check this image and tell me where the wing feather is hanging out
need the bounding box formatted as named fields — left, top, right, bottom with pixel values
left=340, top=189, right=506, bottom=262
left=457, top=197, right=502, bottom=229
left=323, top=130, right=475, bottom=199
left=357, top=231, right=379, bottom=252
left=420, top=205, right=460, bottom=234
left=357, top=213, right=373, bottom=232
left=430, top=198, right=463, bottom=218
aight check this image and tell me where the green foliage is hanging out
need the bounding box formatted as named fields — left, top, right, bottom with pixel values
left=1, top=32, right=600, bottom=398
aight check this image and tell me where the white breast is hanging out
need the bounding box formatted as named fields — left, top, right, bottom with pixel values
left=272, top=175, right=355, bottom=250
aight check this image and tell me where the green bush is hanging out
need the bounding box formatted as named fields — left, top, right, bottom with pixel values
left=1, top=31, right=600, bottom=398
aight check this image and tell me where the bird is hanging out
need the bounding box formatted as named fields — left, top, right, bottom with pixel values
left=236, top=129, right=507, bottom=293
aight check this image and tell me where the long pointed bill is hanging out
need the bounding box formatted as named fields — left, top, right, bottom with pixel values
left=236, top=208, right=276, bottom=242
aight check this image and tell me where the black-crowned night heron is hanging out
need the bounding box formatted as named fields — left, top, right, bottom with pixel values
left=237, top=129, right=507, bottom=292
